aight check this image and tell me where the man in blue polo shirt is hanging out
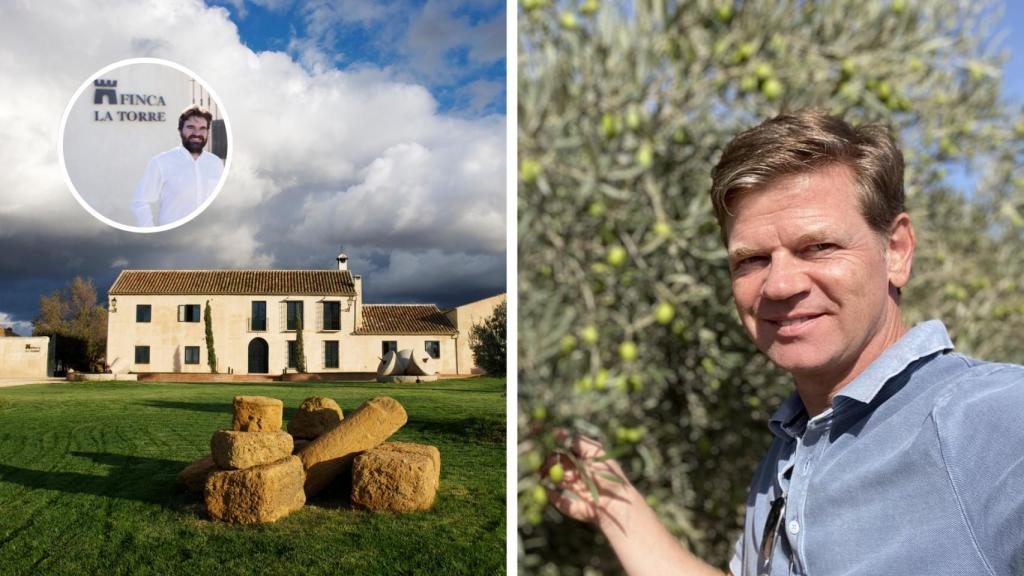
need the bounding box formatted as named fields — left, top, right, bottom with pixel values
left=547, top=109, right=1024, bottom=575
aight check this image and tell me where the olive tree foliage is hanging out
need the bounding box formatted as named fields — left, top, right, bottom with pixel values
left=518, top=0, right=1024, bottom=572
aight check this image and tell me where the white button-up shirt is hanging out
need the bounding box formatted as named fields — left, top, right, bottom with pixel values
left=131, top=146, right=224, bottom=227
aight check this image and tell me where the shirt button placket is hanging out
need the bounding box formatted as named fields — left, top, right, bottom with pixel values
left=787, top=426, right=821, bottom=576
left=194, top=161, right=202, bottom=206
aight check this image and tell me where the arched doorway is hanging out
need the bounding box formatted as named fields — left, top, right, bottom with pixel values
left=248, top=338, right=269, bottom=374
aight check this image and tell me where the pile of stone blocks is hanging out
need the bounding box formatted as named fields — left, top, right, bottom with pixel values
left=376, top=349, right=439, bottom=383
left=177, top=394, right=442, bottom=523
left=204, top=396, right=305, bottom=524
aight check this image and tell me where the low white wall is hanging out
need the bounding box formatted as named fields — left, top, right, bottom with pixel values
left=0, top=337, right=53, bottom=378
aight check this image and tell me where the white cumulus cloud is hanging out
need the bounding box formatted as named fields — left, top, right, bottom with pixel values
left=0, top=0, right=505, bottom=313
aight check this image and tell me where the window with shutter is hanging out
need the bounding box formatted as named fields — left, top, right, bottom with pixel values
left=324, top=341, right=339, bottom=368
left=250, top=301, right=266, bottom=331
left=425, top=340, right=440, bottom=359
left=322, top=301, right=341, bottom=331
left=286, top=301, right=304, bottom=331
left=287, top=341, right=297, bottom=368
left=177, top=304, right=200, bottom=322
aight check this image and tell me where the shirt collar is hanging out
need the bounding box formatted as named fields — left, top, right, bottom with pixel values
left=834, top=319, right=953, bottom=404
left=768, top=319, right=954, bottom=438
left=768, top=390, right=807, bottom=439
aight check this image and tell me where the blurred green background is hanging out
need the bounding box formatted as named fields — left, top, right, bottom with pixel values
left=517, top=0, right=1024, bottom=573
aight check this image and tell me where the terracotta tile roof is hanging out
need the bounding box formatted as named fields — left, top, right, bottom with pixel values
left=356, top=304, right=458, bottom=335
left=108, top=270, right=356, bottom=296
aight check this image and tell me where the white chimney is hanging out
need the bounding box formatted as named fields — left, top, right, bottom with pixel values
left=336, top=252, right=349, bottom=271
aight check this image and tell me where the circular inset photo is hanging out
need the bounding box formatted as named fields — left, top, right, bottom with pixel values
left=59, top=58, right=232, bottom=233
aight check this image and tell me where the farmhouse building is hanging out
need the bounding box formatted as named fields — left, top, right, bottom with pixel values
left=105, top=253, right=504, bottom=377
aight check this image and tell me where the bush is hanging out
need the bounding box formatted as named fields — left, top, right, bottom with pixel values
left=518, top=0, right=1024, bottom=572
left=470, top=301, right=507, bottom=375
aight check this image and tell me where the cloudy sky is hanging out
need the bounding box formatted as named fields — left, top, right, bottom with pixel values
left=0, top=0, right=506, bottom=335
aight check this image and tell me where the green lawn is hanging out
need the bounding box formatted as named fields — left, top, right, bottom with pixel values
left=0, top=378, right=506, bottom=575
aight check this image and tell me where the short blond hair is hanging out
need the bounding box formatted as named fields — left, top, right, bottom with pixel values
left=710, top=109, right=905, bottom=241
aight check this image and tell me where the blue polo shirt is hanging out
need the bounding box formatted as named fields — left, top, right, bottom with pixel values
left=729, top=320, right=1024, bottom=576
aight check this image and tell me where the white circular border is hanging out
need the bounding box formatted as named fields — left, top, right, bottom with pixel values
left=57, top=57, right=233, bottom=234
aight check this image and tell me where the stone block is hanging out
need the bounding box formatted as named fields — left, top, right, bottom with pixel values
left=351, top=448, right=437, bottom=512
left=298, top=396, right=408, bottom=497
left=232, top=395, right=283, bottom=432
left=287, top=397, right=344, bottom=439
left=376, top=442, right=441, bottom=489
left=177, top=454, right=217, bottom=494
left=211, top=430, right=293, bottom=470
left=204, top=455, right=305, bottom=524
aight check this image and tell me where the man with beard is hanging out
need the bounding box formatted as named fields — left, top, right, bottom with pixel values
left=130, top=105, right=223, bottom=227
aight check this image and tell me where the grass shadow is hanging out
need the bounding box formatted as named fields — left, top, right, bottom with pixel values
left=0, top=451, right=193, bottom=508
left=405, top=415, right=505, bottom=444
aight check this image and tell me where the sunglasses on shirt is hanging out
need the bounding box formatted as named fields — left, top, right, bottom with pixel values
left=756, top=494, right=786, bottom=576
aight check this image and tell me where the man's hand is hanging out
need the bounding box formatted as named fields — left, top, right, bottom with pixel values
left=542, top=430, right=728, bottom=576
left=543, top=431, right=635, bottom=530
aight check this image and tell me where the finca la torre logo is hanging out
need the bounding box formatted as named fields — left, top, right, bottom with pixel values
left=92, top=78, right=168, bottom=123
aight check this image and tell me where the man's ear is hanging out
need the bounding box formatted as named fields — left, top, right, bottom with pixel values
left=886, top=212, right=915, bottom=289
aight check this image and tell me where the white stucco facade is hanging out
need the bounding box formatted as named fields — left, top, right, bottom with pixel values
left=105, top=258, right=470, bottom=376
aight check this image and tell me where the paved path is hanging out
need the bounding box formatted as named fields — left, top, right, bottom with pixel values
left=0, top=377, right=65, bottom=388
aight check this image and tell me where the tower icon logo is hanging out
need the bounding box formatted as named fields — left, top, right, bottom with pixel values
left=93, top=79, right=118, bottom=105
